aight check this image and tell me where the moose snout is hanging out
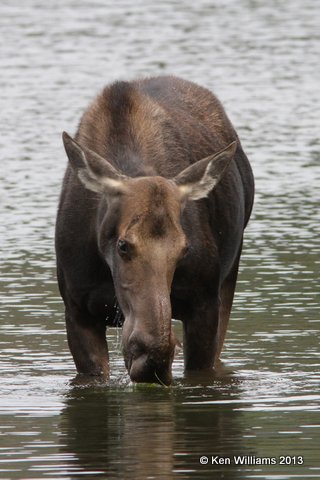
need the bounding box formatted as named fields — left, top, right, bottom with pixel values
left=129, top=354, right=172, bottom=386
left=124, top=331, right=175, bottom=386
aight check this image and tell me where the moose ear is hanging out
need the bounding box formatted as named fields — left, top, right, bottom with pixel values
left=173, top=141, right=237, bottom=201
left=62, top=132, right=128, bottom=195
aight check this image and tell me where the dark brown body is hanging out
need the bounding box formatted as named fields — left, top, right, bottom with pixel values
left=55, top=76, right=254, bottom=384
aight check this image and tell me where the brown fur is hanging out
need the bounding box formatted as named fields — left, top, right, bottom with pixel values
left=56, top=76, right=254, bottom=384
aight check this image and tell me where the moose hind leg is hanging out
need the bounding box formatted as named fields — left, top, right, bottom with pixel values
left=183, top=300, right=220, bottom=371
left=215, top=244, right=242, bottom=360
left=66, top=308, right=109, bottom=377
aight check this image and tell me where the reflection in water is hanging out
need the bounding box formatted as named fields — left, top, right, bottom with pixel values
left=60, top=387, right=176, bottom=478
left=59, top=377, right=248, bottom=479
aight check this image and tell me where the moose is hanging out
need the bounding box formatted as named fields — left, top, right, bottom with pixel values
left=55, top=76, right=254, bottom=385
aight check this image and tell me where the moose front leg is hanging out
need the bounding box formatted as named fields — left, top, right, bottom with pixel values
left=183, top=300, right=220, bottom=372
left=65, top=307, right=109, bottom=377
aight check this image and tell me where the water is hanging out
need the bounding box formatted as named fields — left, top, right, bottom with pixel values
left=1, top=0, right=319, bottom=478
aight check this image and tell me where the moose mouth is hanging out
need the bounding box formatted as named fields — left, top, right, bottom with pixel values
left=128, top=354, right=172, bottom=386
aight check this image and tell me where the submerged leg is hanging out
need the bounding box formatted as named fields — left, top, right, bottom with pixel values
left=65, top=308, right=109, bottom=377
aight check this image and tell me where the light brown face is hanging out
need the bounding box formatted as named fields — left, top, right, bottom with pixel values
left=116, top=176, right=188, bottom=275
left=63, top=132, right=237, bottom=383
left=111, top=177, right=188, bottom=384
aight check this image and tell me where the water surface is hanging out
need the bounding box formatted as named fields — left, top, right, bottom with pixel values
left=1, top=0, right=319, bottom=478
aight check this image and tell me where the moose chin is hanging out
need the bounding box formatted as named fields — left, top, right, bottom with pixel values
left=55, top=76, right=254, bottom=385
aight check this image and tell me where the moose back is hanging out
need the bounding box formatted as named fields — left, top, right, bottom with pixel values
left=55, top=76, right=254, bottom=385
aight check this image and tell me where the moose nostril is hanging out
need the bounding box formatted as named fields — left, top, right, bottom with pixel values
left=129, top=337, right=147, bottom=360
left=129, top=353, right=149, bottom=380
left=128, top=331, right=152, bottom=359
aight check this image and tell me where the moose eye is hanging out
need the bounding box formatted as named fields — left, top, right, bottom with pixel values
left=117, top=239, right=129, bottom=256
